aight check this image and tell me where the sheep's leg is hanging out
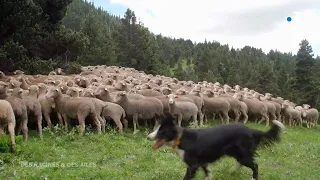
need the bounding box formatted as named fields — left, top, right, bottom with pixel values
left=192, top=115, right=198, bottom=128
left=132, top=115, right=139, bottom=134
left=222, top=112, right=229, bottom=124
left=277, top=112, right=281, bottom=122
left=112, top=116, right=123, bottom=132
left=43, top=112, right=53, bottom=128
left=264, top=114, right=270, bottom=127
left=57, top=112, right=64, bottom=127
left=122, top=118, right=128, bottom=130
left=288, top=117, right=292, bottom=127
left=36, top=114, right=43, bottom=139
left=77, top=116, right=86, bottom=135
left=21, top=117, right=28, bottom=141
left=8, top=122, right=16, bottom=153
left=62, top=114, right=70, bottom=131
left=93, top=115, right=102, bottom=134
left=100, top=116, right=106, bottom=133
left=199, top=112, right=204, bottom=126
left=242, top=112, right=248, bottom=124
left=306, top=120, right=310, bottom=128
left=204, top=114, right=208, bottom=123
left=15, top=121, right=22, bottom=135
left=177, top=114, right=183, bottom=127
left=234, top=110, right=240, bottom=123
left=97, top=115, right=105, bottom=133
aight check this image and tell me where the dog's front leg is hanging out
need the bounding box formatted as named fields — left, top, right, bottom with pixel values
left=183, top=164, right=199, bottom=180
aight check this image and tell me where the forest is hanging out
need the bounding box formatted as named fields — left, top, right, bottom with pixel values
left=1, top=0, right=319, bottom=109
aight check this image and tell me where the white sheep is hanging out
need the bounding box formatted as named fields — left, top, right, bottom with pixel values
left=0, top=99, right=16, bottom=152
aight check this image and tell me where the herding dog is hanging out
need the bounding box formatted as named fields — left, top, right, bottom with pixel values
left=147, top=114, right=285, bottom=180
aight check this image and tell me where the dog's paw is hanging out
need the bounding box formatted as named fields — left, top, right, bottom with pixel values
left=204, top=177, right=212, bottom=180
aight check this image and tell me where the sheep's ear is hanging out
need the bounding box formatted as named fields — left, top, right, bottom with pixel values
left=55, top=88, right=59, bottom=92
left=79, top=89, right=83, bottom=92
left=27, top=87, right=30, bottom=90
left=90, top=92, right=94, bottom=96
left=19, top=89, right=23, bottom=93
left=11, top=82, right=14, bottom=86
left=122, top=82, right=125, bottom=86
left=60, top=86, right=64, bottom=90
left=104, top=87, right=108, bottom=91
left=121, top=92, right=126, bottom=95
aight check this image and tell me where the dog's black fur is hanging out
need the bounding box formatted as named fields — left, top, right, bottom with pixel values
left=148, top=114, right=284, bottom=180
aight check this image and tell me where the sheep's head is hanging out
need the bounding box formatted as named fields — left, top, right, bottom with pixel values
left=83, top=89, right=94, bottom=97
left=264, top=93, right=272, bottom=100
left=114, top=91, right=126, bottom=103
left=303, top=104, right=310, bottom=110
left=234, top=85, right=241, bottom=91
left=233, top=93, right=243, bottom=100
left=281, top=102, right=289, bottom=109
left=45, top=88, right=60, bottom=99
left=161, top=87, right=172, bottom=95
left=0, top=81, right=8, bottom=93
left=203, top=90, right=214, bottom=97
left=28, top=85, right=39, bottom=93
left=167, top=94, right=178, bottom=104
left=11, top=88, right=24, bottom=98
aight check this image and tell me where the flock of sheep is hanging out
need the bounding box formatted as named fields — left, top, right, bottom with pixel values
left=0, top=65, right=319, bottom=153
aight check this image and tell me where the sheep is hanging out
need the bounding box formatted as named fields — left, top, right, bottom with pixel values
left=233, top=92, right=269, bottom=126
left=0, top=82, right=28, bottom=141
left=263, top=93, right=282, bottom=121
left=45, top=87, right=102, bottom=135
left=37, top=83, right=62, bottom=128
left=113, top=91, right=163, bottom=134
left=205, top=90, right=242, bottom=123
left=253, top=93, right=277, bottom=123
left=281, top=101, right=302, bottom=127
left=302, top=104, right=319, bottom=128
left=167, top=94, right=198, bottom=127
left=0, top=99, right=16, bottom=152
left=232, top=93, right=249, bottom=123
left=21, top=85, right=43, bottom=138
left=199, top=92, right=231, bottom=124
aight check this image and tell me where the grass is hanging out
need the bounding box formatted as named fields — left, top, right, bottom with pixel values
left=1, top=121, right=320, bottom=180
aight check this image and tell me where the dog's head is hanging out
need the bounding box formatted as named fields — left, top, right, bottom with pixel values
left=147, top=114, right=179, bottom=150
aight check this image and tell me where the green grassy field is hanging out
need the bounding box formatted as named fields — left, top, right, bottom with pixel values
left=1, top=122, right=320, bottom=180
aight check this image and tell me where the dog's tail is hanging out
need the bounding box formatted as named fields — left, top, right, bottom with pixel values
left=252, top=120, right=285, bottom=148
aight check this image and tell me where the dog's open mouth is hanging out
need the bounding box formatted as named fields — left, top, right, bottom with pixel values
left=152, top=139, right=167, bottom=150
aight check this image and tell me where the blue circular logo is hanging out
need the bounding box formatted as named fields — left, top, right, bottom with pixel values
left=287, top=17, right=292, bottom=22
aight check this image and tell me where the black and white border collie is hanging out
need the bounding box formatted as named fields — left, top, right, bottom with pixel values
left=147, top=114, right=285, bottom=180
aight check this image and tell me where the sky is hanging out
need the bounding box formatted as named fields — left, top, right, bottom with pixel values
left=89, top=0, right=320, bottom=56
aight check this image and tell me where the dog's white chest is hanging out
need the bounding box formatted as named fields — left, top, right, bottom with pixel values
left=175, top=148, right=185, bottom=161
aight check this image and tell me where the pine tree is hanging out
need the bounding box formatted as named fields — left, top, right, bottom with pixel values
left=290, top=39, right=316, bottom=105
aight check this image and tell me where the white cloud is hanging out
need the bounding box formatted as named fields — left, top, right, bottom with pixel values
left=109, top=0, right=320, bottom=55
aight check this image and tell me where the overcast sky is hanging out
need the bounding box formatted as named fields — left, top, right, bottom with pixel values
left=91, top=0, right=320, bottom=56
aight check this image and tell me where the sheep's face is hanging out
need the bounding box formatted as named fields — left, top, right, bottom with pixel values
left=28, top=85, right=39, bottom=93
left=233, top=93, right=242, bottom=100
left=162, top=88, right=172, bottom=95
left=0, top=82, right=8, bottom=93
left=281, top=103, right=289, bottom=109
left=234, top=85, right=240, bottom=91
left=167, top=94, right=177, bottom=104
left=114, top=92, right=126, bottom=103
left=303, top=104, right=310, bottom=110
left=45, top=88, right=60, bottom=99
